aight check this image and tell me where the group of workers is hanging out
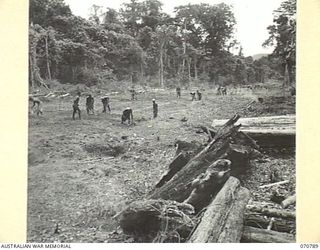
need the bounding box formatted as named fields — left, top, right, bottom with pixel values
left=72, top=94, right=112, bottom=120
left=176, top=87, right=202, bottom=101
left=29, top=86, right=207, bottom=124
left=71, top=93, right=157, bottom=125
left=190, top=90, right=202, bottom=101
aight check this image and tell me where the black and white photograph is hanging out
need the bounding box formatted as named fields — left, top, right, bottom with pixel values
left=27, top=0, right=296, bottom=243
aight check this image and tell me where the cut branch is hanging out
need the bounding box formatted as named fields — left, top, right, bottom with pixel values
left=259, top=180, right=289, bottom=188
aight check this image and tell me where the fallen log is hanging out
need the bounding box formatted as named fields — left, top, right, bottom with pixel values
left=188, top=177, right=249, bottom=243
left=246, top=204, right=295, bottom=220
left=150, top=115, right=241, bottom=202
left=197, top=126, right=259, bottom=150
left=155, top=152, right=191, bottom=188
left=281, top=194, right=296, bottom=208
left=212, top=115, right=295, bottom=132
left=243, top=132, right=295, bottom=149
left=241, top=226, right=295, bottom=243
left=244, top=213, right=295, bottom=234
left=155, top=140, right=204, bottom=189
left=211, top=115, right=295, bottom=148
left=217, top=187, right=251, bottom=243
left=119, top=199, right=195, bottom=242
left=183, top=159, right=231, bottom=212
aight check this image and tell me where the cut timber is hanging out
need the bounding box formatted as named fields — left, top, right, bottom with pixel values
left=241, top=226, right=295, bottom=243
left=119, top=199, right=195, bottom=241
left=281, top=194, right=296, bottom=208
left=212, top=115, right=295, bottom=133
left=212, top=115, right=295, bottom=148
left=217, top=187, right=251, bottom=243
left=188, top=177, right=250, bottom=243
left=246, top=204, right=295, bottom=219
left=150, top=115, right=241, bottom=202
left=244, top=213, right=295, bottom=234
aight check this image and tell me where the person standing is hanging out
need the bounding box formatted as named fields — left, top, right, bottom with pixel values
left=196, top=90, right=202, bottom=101
left=86, top=94, right=94, bottom=115
left=176, top=87, right=181, bottom=98
left=72, top=96, right=81, bottom=120
left=101, top=96, right=111, bottom=113
left=152, top=99, right=158, bottom=118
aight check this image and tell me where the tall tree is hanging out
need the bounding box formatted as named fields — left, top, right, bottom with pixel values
left=156, top=25, right=176, bottom=87
left=120, top=0, right=143, bottom=37
left=263, top=0, right=296, bottom=86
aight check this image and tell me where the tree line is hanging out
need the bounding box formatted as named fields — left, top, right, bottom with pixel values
left=29, top=0, right=296, bottom=89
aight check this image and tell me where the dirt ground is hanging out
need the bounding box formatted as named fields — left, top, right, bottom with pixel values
left=27, top=84, right=296, bottom=242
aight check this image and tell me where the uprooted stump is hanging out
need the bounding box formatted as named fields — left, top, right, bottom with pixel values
left=119, top=199, right=196, bottom=242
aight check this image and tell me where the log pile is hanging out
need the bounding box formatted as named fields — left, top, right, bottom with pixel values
left=115, top=114, right=296, bottom=243
left=211, top=115, right=295, bottom=149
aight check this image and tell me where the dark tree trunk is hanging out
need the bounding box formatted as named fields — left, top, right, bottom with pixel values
left=149, top=115, right=241, bottom=202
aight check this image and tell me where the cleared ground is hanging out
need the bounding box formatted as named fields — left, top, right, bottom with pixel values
left=28, top=84, right=295, bottom=242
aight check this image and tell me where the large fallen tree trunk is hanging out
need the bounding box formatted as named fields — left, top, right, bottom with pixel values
left=156, top=142, right=253, bottom=190
left=188, top=177, right=250, bottom=243
left=246, top=204, right=295, bottom=220
left=197, top=126, right=260, bottom=150
left=183, top=159, right=232, bottom=212
left=241, top=226, right=295, bottom=243
left=155, top=141, right=203, bottom=188
left=155, top=152, right=192, bottom=188
left=244, top=213, right=296, bottom=234
left=150, top=115, right=241, bottom=202
left=212, top=115, right=295, bottom=132
left=217, top=187, right=251, bottom=242
left=211, top=115, right=295, bottom=148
